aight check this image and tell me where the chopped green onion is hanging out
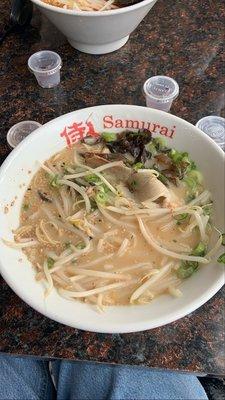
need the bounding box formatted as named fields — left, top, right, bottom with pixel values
left=217, top=253, right=225, bottom=264
left=102, top=183, right=110, bottom=193
left=177, top=260, right=199, bottom=279
left=94, top=183, right=110, bottom=205
left=64, top=241, right=71, bottom=249
left=202, top=203, right=213, bottom=216
left=184, top=170, right=203, bottom=195
left=169, top=149, right=189, bottom=164
left=184, top=175, right=198, bottom=192
left=157, top=172, right=169, bottom=186
left=184, top=169, right=203, bottom=199
left=63, top=165, right=74, bottom=173
left=85, top=174, right=101, bottom=185
left=22, top=204, right=29, bottom=211
left=221, top=233, right=225, bottom=246
left=177, top=242, right=207, bottom=279
left=49, top=174, right=62, bottom=188
left=47, top=257, right=55, bottom=269
left=174, top=213, right=189, bottom=223
left=147, top=143, right=157, bottom=156
left=133, top=162, right=144, bottom=171
left=146, top=137, right=167, bottom=156
left=168, top=149, right=199, bottom=181
left=186, top=193, right=196, bottom=203
left=190, top=160, right=197, bottom=170
left=152, top=137, right=166, bottom=150
left=76, top=242, right=85, bottom=250
left=102, top=132, right=117, bottom=142
left=188, top=170, right=203, bottom=184
left=192, top=242, right=207, bottom=257
left=95, top=190, right=108, bottom=205
left=129, top=180, right=137, bottom=192
left=90, top=199, right=98, bottom=211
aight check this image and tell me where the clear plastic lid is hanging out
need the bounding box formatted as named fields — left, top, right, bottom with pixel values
left=143, top=76, right=179, bottom=103
left=196, top=116, right=225, bottom=149
left=7, top=121, right=42, bottom=148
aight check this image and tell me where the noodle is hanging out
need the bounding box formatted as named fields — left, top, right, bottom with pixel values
left=43, top=261, right=54, bottom=297
left=117, top=238, right=130, bottom=257
left=137, top=217, right=209, bottom=264
left=2, top=238, right=38, bottom=248
left=68, top=268, right=130, bottom=280
left=59, top=179, right=91, bottom=213
left=58, top=279, right=137, bottom=298
left=98, top=206, right=136, bottom=228
left=130, top=263, right=173, bottom=302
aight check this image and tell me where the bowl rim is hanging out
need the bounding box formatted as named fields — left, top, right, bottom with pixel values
left=0, top=104, right=224, bottom=333
left=31, top=0, right=157, bottom=17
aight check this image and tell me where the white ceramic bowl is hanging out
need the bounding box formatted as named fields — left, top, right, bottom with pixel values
left=31, top=0, right=158, bottom=54
left=0, top=105, right=224, bottom=333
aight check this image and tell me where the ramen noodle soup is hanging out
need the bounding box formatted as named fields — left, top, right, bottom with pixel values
left=4, top=130, right=224, bottom=310
left=42, top=0, right=141, bottom=12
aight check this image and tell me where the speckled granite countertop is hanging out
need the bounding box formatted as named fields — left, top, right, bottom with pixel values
left=0, top=0, right=224, bottom=376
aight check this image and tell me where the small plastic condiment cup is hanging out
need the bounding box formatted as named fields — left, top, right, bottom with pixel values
left=7, top=121, right=42, bottom=149
left=28, top=50, right=62, bottom=88
left=143, top=76, right=179, bottom=112
left=196, top=116, right=225, bottom=150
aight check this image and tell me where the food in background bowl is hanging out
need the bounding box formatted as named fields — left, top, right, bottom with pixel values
left=43, top=0, right=141, bottom=11
left=0, top=105, right=224, bottom=333
left=31, top=0, right=158, bottom=54
left=4, top=130, right=224, bottom=310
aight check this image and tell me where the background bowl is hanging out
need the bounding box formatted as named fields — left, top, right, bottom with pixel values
left=31, top=0, right=158, bottom=54
left=0, top=105, right=224, bottom=333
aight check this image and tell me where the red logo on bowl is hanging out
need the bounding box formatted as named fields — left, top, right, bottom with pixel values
left=60, top=121, right=99, bottom=147
left=60, top=115, right=176, bottom=147
left=103, top=115, right=176, bottom=138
